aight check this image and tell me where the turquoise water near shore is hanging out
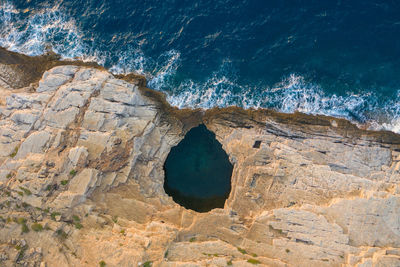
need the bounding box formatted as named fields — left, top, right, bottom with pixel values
left=1, top=1, right=400, bottom=132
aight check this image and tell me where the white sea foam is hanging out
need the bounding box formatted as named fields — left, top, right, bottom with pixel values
left=0, top=2, right=93, bottom=61
left=1, top=2, right=400, bottom=134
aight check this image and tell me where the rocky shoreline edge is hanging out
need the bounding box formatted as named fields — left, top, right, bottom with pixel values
left=0, top=47, right=400, bottom=266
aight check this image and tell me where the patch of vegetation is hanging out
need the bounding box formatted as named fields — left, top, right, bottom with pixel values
left=45, top=185, right=52, bottom=191
left=227, top=260, right=233, bottom=266
left=247, top=259, right=261, bottom=265
left=99, top=260, right=106, bottom=267
left=17, top=191, right=23, bottom=196
left=251, top=253, right=258, bottom=257
left=43, top=208, right=50, bottom=213
left=16, top=217, right=27, bottom=224
left=56, top=229, right=68, bottom=240
left=19, top=187, right=32, bottom=196
left=6, top=173, right=12, bottom=179
left=237, top=247, right=247, bottom=254
left=112, top=216, right=118, bottom=223
left=22, top=202, right=29, bottom=208
left=51, top=212, right=61, bottom=220
left=142, top=261, right=152, bottom=267
left=72, top=215, right=80, bottom=222
left=322, top=259, right=329, bottom=262
left=31, top=223, right=43, bottom=232
left=285, top=249, right=290, bottom=253
left=69, top=169, right=77, bottom=177
left=120, top=229, right=125, bottom=235
left=74, top=222, right=83, bottom=229
left=21, top=223, right=29, bottom=233
left=164, top=250, right=168, bottom=258
left=9, top=145, right=19, bottom=158
left=189, top=237, right=196, bottom=242
left=16, top=245, right=27, bottom=262
left=60, top=180, right=69, bottom=186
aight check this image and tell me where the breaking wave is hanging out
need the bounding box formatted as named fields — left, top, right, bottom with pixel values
left=1, top=2, right=400, bottom=133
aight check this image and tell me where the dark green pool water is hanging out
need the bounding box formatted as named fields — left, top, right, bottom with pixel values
left=163, top=124, right=233, bottom=212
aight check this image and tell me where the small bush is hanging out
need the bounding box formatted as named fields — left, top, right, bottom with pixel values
left=17, top=191, right=23, bottom=196
left=189, top=237, right=196, bottom=242
left=19, top=187, right=32, bottom=196
left=60, top=180, right=69, bottom=186
left=112, top=216, right=118, bottom=223
left=247, top=259, right=261, bottom=265
left=45, top=185, right=52, bottom=191
left=16, top=245, right=27, bottom=262
left=285, top=249, right=290, bottom=253
left=74, top=223, right=83, bottom=229
left=56, top=229, right=68, bottom=239
left=21, top=223, right=29, bottom=233
left=72, top=215, right=80, bottom=222
left=31, top=223, right=43, bottom=232
left=120, top=229, right=125, bottom=235
left=142, top=261, right=152, bottom=267
left=9, top=146, right=19, bottom=158
left=6, top=173, right=12, bottom=179
left=237, top=247, right=247, bottom=254
left=251, top=253, right=258, bottom=257
left=227, top=260, right=233, bottom=266
left=99, top=260, right=106, bottom=267
left=16, top=218, right=27, bottom=224
left=51, top=212, right=61, bottom=220
left=69, top=170, right=77, bottom=177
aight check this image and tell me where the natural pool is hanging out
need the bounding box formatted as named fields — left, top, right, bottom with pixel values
left=163, top=124, right=233, bottom=212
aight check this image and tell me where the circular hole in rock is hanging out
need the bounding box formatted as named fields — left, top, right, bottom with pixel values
left=163, top=124, right=233, bottom=212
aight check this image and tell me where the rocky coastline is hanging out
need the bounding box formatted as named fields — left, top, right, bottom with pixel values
left=1, top=48, right=400, bottom=266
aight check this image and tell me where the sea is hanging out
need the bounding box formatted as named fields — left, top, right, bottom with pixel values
left=1, top=0, right=400, bottom=132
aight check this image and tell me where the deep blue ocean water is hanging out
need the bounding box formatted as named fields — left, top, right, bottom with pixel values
left=1, top=1, right=400, bottom=132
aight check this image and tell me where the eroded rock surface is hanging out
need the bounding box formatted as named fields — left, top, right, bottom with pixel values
left=1, top=62, right=400, bottom=266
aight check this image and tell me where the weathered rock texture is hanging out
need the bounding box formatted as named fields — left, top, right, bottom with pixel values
left=1, top=51, right=400, bottom=266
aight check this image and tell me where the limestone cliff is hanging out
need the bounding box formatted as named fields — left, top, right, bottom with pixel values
left=1, top=50, right=400, bottom=266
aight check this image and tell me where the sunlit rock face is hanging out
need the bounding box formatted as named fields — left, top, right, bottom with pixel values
left=163, top=124, right=233, bottom=212
left=2, top=51, right=400, bottom=266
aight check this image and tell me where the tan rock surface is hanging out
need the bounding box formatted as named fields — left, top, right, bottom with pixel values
left=1, top=50, right=400, bottom=266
